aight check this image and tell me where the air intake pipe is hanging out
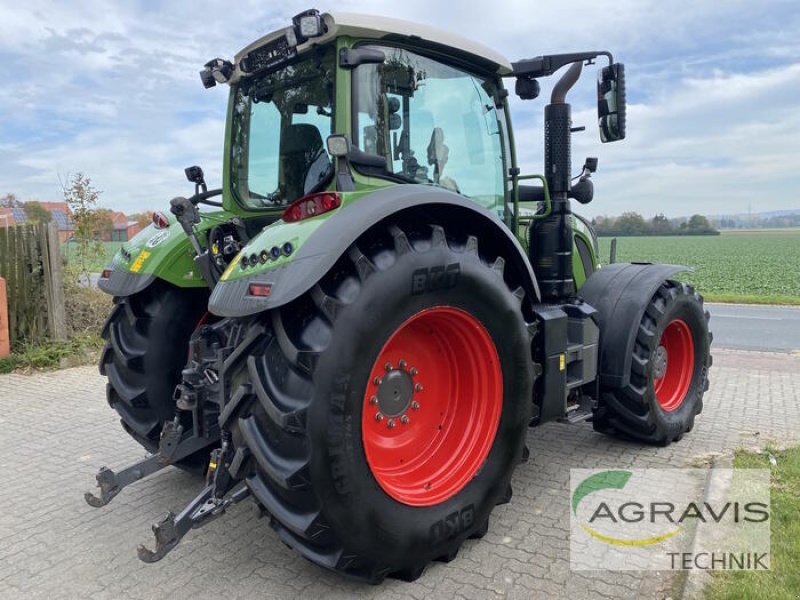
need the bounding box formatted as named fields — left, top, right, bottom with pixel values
left=531, top=61, right=583, bottom=301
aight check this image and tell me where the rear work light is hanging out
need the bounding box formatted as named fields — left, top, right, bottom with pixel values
left=282, top=192, right=341, bottom=223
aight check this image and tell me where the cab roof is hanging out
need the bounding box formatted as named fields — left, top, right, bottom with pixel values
left=233, top=10, right=513, bottom=78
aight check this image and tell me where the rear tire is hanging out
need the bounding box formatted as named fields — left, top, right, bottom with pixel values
left=99, top=281, right=209, bottom=466
left=593, top=280, right=712, bottom=444
left=224, top=223, right=535, bottom=582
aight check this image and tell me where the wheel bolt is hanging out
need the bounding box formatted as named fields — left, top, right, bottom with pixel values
left=373, top=376, right=382, bottom=386
left=375, top=412, right=384, bottom=422
left=384, top=362, right=393, bottom=371
left=411, top=401, right=420, bottom=410
left=410, top=367, right=418, bottom=376
left=415, top=383, right=423, bottom=392
left=369, top=396, right=378, bottom=405
left=399, top=359, right=407, bottom=369
left=401, top=415, right=409, bottom=424
left=387, top=419, right=396, bottom=429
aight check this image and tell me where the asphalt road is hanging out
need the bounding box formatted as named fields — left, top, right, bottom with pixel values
left=707, top=303, right=800, bottom=352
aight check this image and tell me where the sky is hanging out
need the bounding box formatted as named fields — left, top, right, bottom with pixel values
left=0, top=0, right=798, bottom=218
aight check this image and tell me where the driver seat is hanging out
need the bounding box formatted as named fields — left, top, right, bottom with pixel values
left=280, top=124, right=323, bottom=201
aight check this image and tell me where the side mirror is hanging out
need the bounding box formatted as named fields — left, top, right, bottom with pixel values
left=339, top=47, right=386, bottom=69
left=597, top=63, right=626, bottom=142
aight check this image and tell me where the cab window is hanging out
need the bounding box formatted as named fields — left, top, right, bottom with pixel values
left=353, top=46, right=506, bottom=215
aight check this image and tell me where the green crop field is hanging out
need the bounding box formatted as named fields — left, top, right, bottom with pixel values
left=598, top=229, right=800, bottom=305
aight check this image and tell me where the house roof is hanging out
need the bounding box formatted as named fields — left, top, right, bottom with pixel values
left=3, top=202, right=74, bottom=231
left=111, top=211, right=129, bottom=229
left=0, top=207, right=17, bottom=226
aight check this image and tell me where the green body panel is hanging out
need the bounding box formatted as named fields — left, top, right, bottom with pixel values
left=571, top=216, right=598, bottom=288
left=220, top=188, right=377, bottom=282
left=109, top=210, right=238, bottom=288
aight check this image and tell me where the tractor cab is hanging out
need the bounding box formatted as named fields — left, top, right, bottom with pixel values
left=193, top=10, right=626, bottom=293
left=202, top=10, right=517, bottom=224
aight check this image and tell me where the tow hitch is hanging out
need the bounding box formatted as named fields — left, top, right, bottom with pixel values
left=137, top=438, right=251, bottom=562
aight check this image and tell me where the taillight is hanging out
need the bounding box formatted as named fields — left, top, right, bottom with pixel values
left=247, top=282, right=272, bottom=297
left=282, top=192, right=341, bottom=223
left=101, top=269, right=112, bottom=279
left=152, top=211, right=170, bottom=229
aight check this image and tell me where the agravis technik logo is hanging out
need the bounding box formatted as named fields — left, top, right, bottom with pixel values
left=569, top=468, right=771, bottom=571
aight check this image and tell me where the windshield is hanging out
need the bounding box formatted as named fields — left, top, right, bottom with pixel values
left=353, top=45, right=506, bottom=214
left=231, top=47, right=335, bottom=209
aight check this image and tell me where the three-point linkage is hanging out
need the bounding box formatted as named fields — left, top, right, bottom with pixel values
left=84, top=420, right=213, bottom=508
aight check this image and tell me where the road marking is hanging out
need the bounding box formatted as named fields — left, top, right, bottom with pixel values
left=712, top=315, right=783, bottom=321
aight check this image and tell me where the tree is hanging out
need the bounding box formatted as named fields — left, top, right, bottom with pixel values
left=651, top=213, right=672, bottom=235
left=129, top=211, right=154, bottom=230
left=0, top=193, right=20, bottom=208
left=615, top=211, right=648, bottom=235
left=23, top=201, right=53, bottom=224
left=94, top=208, right=116, bottom=239
left=62, top=172, right=105, bottom=276
left=687, top=214, right=711, bottom=232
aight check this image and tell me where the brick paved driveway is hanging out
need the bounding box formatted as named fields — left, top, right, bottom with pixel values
left=1, top=349, right=799, bottom=599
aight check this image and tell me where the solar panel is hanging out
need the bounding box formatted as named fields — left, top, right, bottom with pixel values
left=52, top=211, right=70, bottom=229
left=11, top=208, right=26, bottom=223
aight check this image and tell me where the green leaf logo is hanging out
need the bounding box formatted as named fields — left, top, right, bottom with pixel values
left=572, top=470, right=632, bottom=515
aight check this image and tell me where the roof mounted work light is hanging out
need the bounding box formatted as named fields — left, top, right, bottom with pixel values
left=292, top=9, right=325, bottom=42
left=199, top=58, right=234, bottom=88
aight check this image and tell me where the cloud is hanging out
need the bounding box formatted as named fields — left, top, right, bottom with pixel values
left=0, top=0, right=797, bottom=217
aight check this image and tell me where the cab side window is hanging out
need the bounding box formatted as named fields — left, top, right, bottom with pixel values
left=354, top=47, right=506, bottom=214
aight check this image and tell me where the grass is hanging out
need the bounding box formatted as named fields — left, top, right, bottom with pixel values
left=0, top=267, right=111, bottom=375
left=704, top=446, right=800, bottom=600
left=0, top=334, right=104, bottom=374
left=598, top=229, right=800, bottom=305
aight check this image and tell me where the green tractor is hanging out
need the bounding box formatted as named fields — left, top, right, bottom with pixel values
left=87, top=9, right=712, bottom=582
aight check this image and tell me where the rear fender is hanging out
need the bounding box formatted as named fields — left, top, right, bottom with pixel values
left=209, top=185, right=540, bottom=317
left=98, top=212, right=234, bottom=297
left=578, top=262, right=690, bottom=389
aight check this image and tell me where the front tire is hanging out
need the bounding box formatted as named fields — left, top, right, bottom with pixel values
left=224, top=223, right=535, bottom=582
left=593, top=281, right=712, bottom=444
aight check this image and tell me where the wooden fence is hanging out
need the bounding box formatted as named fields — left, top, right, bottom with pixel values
left=0, top=222, right=66, bottom=350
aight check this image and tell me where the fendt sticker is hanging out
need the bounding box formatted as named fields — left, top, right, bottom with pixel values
left=130, top=250, right=151, bottom=273
left=145, top=230, right=170, bottom=248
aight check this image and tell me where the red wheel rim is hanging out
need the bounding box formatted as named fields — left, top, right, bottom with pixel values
left=361, top=306, right=503, bottom=506
left=653, top=319, right=694, bottom=412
